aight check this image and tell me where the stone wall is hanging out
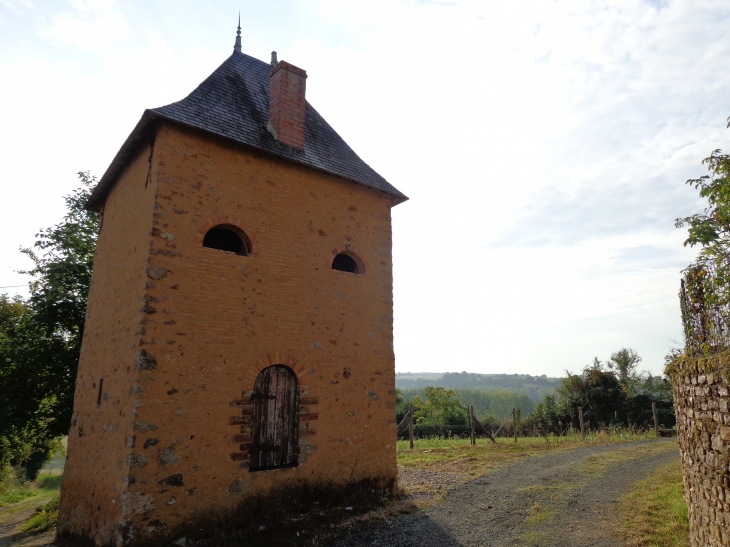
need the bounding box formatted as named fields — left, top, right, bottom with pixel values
left=671, top=350, right=730, bottom=547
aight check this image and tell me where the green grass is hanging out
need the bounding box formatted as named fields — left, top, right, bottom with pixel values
left=37, top=475, right=62, bottom=491
left=0, top=468, right=62, bottom=536
left=0, top=469, right=63, bottom=507
left=620, top=461, right=689, bottom=547
left=0, top=488, right=36, bottom=505
left=22, top=493, right=59, bottom=533
left=577, top=442, right=677, bottom=477
left=0, top=473, right=36, bottom=507
left=526, top=502, right=559, bottom=525
left=396, top=430, right=661, bottom=475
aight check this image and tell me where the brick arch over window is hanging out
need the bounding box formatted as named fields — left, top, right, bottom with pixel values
left=330, top=245, right=368, bottom=275
left=203, top=224, right=251, bottom=255
left=228, top=353, right=318, bottom=467
left=196, top=216, right=258, bottom=255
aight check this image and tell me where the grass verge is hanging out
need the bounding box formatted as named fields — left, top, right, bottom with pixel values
left=22, top=493, right=59, bottom=533
left=0, top=473, right=62, bottom=507
left=1, top=468, right=63, bottom=539
left=620, top=460, right=689, bottom=547
left=577, top=442, right=677, bottom=477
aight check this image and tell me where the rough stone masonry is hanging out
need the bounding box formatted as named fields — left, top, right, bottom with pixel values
left=671, top=350, right=730, bottom=547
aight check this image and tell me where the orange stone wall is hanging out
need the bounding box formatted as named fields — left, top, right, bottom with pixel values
left=58, top=122, right=398, bottom=546
left=58, top=141, right=158, bottom=545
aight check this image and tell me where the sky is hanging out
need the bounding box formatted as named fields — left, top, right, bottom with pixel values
left=1, top=0, right=728, bottom=378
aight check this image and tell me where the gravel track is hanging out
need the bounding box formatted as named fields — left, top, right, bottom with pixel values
left=332, top=439, right=679, bottom=547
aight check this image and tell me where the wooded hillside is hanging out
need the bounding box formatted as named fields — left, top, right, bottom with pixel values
left=396, top=372, right=561, bottom=403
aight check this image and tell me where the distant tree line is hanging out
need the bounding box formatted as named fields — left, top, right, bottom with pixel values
left=532, top=348, right=674, bottom=435
left=396, top=372, right=560, bottom=403
left=395, top=348, right=674, bottom=439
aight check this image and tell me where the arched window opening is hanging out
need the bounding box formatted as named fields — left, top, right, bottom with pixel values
left=250, top=365, right=299, bottom=471
left=202, top=224, right=251, bottom=256
left=332, top=253, right=362, bottom=274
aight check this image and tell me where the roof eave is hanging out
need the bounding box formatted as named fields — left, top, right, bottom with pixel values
left=85, top=110, right=158, bottom=212
left=86, top=112, right=408, bottom=211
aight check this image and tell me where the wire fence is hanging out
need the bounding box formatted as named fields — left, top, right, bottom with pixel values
left=680, top=258, right=730, bottom=356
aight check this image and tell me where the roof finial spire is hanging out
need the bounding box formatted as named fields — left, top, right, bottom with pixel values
left=233, top=12, right=242, bottom=53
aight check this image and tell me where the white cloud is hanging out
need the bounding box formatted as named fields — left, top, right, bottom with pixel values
left=37, top=0, right=129, bottom=49
left=1, top=0, right=36, bottom=12
left=297, top=0, right=730, bottom=375
left=2, top=0, right=729, bottom=378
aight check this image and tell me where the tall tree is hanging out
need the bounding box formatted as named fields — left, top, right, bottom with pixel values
left=676, top=119, right=730, bottom=258
left=0, top=172, right=98, bottom=476
left=607, top=347, right=642, bottom=396
left=413, top=387, right=467, bottom=426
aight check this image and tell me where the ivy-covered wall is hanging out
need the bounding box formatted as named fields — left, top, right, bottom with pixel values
left=670, top=350, right=730, bottom=547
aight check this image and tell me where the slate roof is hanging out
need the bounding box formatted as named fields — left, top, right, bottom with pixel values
left=87, top=51, right=407, bottom=211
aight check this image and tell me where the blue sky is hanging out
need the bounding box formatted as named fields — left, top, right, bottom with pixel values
left=1, top=0, right=729, bottom=377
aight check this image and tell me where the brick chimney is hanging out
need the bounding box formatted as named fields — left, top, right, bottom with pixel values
left=268, top=59, right=308, bottom=150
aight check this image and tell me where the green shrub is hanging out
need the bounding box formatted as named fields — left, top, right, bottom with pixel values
left=0, top=465, right=35, bottom=506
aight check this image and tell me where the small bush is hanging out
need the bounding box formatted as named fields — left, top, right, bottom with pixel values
left=0, top=464, right=63, bottom=506
left=23, top=493, right=60, bottom=533
left=0, top=466, right=35, bottom=506
left=38, top=474, right=63, bottom=491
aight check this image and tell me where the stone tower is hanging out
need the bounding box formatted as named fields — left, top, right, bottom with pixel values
left=57, top=27, right=407, bottom=547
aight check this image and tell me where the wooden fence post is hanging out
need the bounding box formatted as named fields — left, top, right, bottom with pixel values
left=469, top=406, right=476, bottom=446
left=513, top=407, right=518, bottom=443
left=652, top=402, right=659, bottom=435
left=578, top=407, right=585, bottom=439
left=409, top=403, right=414, bottom=449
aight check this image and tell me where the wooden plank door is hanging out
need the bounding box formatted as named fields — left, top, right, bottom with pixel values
left=250, top=365, right=299, bottom=470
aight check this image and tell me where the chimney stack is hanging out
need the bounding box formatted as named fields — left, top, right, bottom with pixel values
left=268, top=60, right=307, bottom=150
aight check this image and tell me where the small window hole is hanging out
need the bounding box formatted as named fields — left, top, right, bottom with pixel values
left=332, top=253, right=362, bottom=274
left=203, top=224, right=251, bottom=256
left=96, top=378, right=104, bottom=406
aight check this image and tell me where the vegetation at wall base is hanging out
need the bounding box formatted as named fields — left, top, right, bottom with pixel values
left=620, top=461, right=688, bottom=547
left=22, top=493, right=60, bottom=533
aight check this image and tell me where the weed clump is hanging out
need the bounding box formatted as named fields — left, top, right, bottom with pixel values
left=23, top=493, right=60, bottom=533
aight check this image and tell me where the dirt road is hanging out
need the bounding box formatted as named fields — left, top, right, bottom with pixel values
left=332, top=439, right=678, bottom=547
left=0, top=496, right=55, bottom=547
left=0, top=440, right=677, bottom=547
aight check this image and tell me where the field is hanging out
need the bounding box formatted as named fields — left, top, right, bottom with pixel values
left=397, top=429, right=660, bottom=475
